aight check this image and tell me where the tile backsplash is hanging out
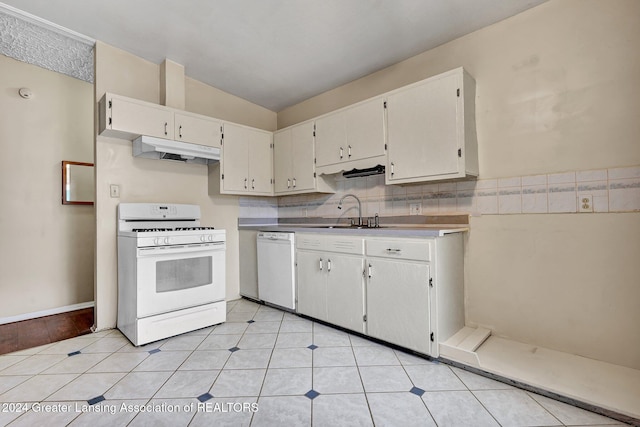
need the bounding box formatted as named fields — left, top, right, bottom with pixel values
left=238, top=165, right=640, bottom=219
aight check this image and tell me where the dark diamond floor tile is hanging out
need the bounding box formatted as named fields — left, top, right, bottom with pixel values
left=197, top=393, right=213, bottom=402
left=305, top=389, right=320, bottom=400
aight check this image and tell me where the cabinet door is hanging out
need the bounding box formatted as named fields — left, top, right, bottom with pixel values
left=314, top=112, right=345, bottom=167
left=345, top=98, right=386, bottom=162
left=221, top=123, right=249, bottom=193
left=273, top=129, right=293, bottom=194
left=367, top=259, right=431, bottom=354
left=386, top=73, right=459, bottom=182
left=175, top=113, right=222, bottom=147
left=296, top=251, right=327, bottom=321
left=290, top=121, right=316, bottom=192
left=110, top=96, right=174, bottom=139
left=248, top=129, right=273, bottom=195
left=326, top=254, right=365, bottom=333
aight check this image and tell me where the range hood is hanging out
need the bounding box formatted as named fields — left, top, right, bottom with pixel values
left=342, top=164, right=385, bottom=178
left=132, top=135, right=220, bottom=165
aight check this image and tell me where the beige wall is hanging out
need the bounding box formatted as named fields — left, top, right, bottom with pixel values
left=277, top=0, right=640, bottom=369
left=0, top=55, right=94, bottom=318
left=94, top=42, right=276, bottom=330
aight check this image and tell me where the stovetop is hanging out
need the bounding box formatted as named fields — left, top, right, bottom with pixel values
left=131, top=226, right=216, bottom=232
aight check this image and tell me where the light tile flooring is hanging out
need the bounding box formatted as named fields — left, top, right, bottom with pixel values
left=0, top=299, right=627, bottom=426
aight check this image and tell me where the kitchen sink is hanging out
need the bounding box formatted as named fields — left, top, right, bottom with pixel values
left=294, top=224, right=386, bottom=229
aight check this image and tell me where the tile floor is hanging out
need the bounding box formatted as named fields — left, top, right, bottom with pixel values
left=0, top=299, right=627, bottom=426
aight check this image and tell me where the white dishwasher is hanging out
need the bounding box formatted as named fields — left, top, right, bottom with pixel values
left=257, top=232, right=296, bottom=310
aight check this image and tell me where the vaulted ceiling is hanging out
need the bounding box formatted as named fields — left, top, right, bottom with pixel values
left=1, top=0, right=547, bottom=111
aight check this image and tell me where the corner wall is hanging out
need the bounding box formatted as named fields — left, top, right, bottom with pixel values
left=276, top=0, right=640, bottom=370
left=93, top=42, right=276, bottom=330
left=0, top=55, right=94, bottom=318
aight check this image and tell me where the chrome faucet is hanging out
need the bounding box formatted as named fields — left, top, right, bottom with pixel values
left=337, top=194, right=362, bottom=226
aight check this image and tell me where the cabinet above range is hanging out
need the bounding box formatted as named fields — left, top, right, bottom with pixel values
left=98, top=93, right=221, bottom=148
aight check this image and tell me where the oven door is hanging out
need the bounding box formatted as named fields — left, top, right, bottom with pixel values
left=135, top=242, right=225, bottom=318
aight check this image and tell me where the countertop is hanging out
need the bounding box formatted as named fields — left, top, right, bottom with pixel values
left=238, top=215, right=469, bottom=237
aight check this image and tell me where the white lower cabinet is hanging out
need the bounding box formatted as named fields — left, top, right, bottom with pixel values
left=295, top=232, right=464, bottom=357
left=296, top=250, right=329, bottom=322
left=366, top=258, right=431, bottom=354
left=296, top=234, right=365, bottom=334
left=326, top=255, right=365, bottom=333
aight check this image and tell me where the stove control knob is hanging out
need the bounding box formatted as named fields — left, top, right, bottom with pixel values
left=200, top=235, right=206, bottom=242
left=207, top=235, right=214, bottom=242
left=164, top=237, right=171, bottom=245
left=154, top=238, right=160, bottom=245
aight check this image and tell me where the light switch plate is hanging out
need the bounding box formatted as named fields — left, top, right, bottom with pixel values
left=110, top=184, right=120, bottom=198
left=409, top=202, right=422, bottom=215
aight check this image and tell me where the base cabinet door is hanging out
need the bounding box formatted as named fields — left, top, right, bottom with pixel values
left=366, top=259, right=431, bottom=354
left=326, top=254, right=365, bottom=334
left=296, top=251, right=327, bottom=321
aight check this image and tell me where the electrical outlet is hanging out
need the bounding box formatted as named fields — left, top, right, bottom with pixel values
left=110, top=184, right=120, bottom=198
left=409, top=202, right=422, bottom=215
left=578, top=194, right=593, bottom=212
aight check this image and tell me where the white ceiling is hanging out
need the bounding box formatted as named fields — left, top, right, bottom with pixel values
left=3, top=0, right=546, bottom=111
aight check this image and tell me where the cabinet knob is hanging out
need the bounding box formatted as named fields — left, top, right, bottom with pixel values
left=244, top=178, right=248, bottom=189
left=327, top=259, right=332, bottom=272
left=339, top=147, right=343, bottom=159
left=164, top=122, right=168, bottom=136
left=179, top=125, right=182, bottom=138
left=319, top=258, right=323, bottom=271
left=348, top=145, right=352, bottom=158
left=252, top=178, right=255, bottom=189
left=390, top=162, right=395, bottom=176
left=287, top=179, right=291, bottom=189
left=292, top=178, right=296, bottom=188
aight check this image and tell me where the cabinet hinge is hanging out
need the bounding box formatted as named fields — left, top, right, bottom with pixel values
left=458, top=148, right=462, bottom=158
left=270, top=143, right=274, bottom=149
left=383, top=101, right=387, bottom=109
left=108, top=117, right=112, bottom=125
left=221, top=174, right=224, bottom=180
left=313, top=172, right=316, bottom=178
left=314, top=157, right=316, bottom=164
left=457, top=88, right=460, bottom=97
left=384, top=143, right=387, bottom=151
left=313, top=124, right=316, bottom=137
left=270, top=178, right=273, bottom=184
left=430, top=332, right=434, bottom=342
left=108, top=100, right=112, bottom=109
left=363, top=314, right=367, bottom=322
left=429, top=277, right=433, bottom=287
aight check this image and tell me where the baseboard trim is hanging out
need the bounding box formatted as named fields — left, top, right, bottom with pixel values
left=0, top=301, right=95, bottom=325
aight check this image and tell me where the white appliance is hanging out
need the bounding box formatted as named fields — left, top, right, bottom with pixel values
left=133, top=135, right=220, bottom=164
left=117, top=203, right=226, bottom=346
left=257, top=232, right=296, bottom=310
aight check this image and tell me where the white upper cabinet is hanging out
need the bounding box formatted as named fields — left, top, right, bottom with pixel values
left=385, top=68, right=478, bottom=184
left=220, top=122, right=273, bottom=196
left=174, top=112, right=222, bottom=148
left=273, top=121, right=316, bottom=194
left=314, top=97, right=386, bottom=174
left=99, top=93, right=174, bottom=140
left=99, top=93, right=222, bottom=148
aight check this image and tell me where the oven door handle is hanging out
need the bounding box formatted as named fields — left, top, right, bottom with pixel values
left=137, top=243, right=225, bottom=257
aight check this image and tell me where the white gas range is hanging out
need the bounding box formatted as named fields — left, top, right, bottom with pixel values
left=117, top=203, right=226, bottom=346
